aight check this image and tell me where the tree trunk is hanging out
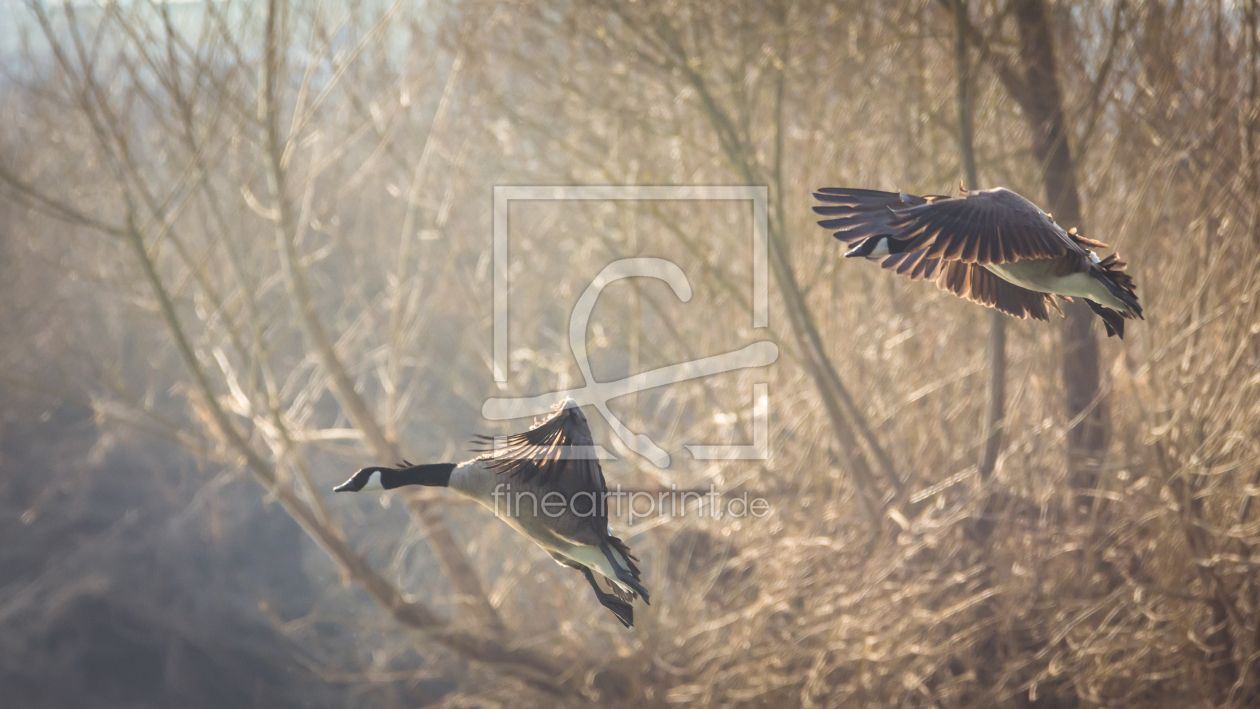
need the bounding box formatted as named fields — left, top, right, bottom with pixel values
left=1013, top=0, right=1107, bottom=495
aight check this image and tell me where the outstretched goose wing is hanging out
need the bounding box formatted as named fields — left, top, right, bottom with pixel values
left=473, top=407, right=608, bottom=496
left=813, top=186, right=1077, bottom=265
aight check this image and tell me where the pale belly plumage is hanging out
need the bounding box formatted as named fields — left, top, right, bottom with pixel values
left=984, top=260, right=1127, bottom=311
left=559, top=542, right=637, bottom=595
left=464, top=485, right=638, bottom=596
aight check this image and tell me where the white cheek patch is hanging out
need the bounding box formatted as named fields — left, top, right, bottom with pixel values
left=362, top=470, right=384, bottom=491
left=866, top=237, right=891, bottom=258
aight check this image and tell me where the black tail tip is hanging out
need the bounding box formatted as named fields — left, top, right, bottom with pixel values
left=607, top=601, right=633, bottom=628
left=1086, top=300, right=1127, bottom=339
left=634, top=584, right=651, bottom=606
left=1099, top=315, right=1124, bottom=338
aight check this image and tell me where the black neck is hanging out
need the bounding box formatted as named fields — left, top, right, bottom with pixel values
left=375, top=463, right=454, bottom=490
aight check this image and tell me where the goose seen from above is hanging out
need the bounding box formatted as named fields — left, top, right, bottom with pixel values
left=812, top=185, right=1143, bottom=338
left=333, top=398, right=649, bottom=628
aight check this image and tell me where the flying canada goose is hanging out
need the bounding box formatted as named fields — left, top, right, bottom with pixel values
left=812, top=185, right=1143, bottom=338
left=333, top=398, right=649, bottom=628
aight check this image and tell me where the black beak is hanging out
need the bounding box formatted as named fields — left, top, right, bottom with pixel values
left=844, top=237, right=875, bottom=258
left=333, top=470, right=368, bottom=492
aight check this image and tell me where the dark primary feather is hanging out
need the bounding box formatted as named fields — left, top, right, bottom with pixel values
left=473, top=412, right=570, bottom=485
left=813, top=188, right=940, bottom=245
left=472, top=407, right=602, bottom=488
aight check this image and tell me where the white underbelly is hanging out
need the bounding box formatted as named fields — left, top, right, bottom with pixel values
left=984, top=263, right=1126, bottom=310
left=486, top=501, right=637, bottom=596
left=983, top=262, right=1057, bottom=293
left=560, top=543, right=635, bottom=594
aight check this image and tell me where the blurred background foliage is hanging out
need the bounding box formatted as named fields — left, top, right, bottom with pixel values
left=1, top=0, right=1259, bottom=707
